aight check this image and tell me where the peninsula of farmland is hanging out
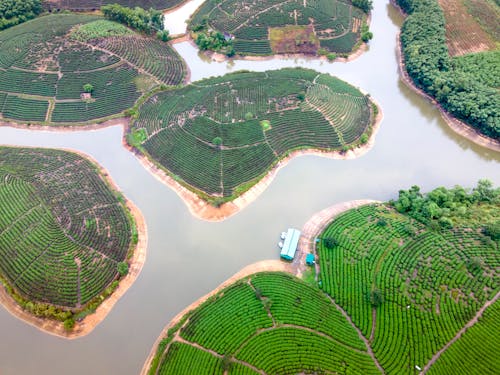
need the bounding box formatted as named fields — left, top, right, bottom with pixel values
left=189, top=0, right=371, bottom=57
left=144, top=182, right=500, bottom=374
left=0, top=14, right=186, bottom=124
left=0, top=146, right=143, bottom=335
left=129, top=68, right=378, bottom=206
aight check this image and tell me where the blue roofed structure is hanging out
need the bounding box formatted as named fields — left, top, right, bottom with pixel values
left=280, top=228, right=301, bottom=260
left=306, top=253, right=315, bottom=265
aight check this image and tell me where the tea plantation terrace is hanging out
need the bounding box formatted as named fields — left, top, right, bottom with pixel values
left=0, top=147, right=137, bottom=326
left=0, top=14, right=186, bottom=124
left=189, top=0, right=371, bottom=56
left=130, top=68, right=376, bottom=204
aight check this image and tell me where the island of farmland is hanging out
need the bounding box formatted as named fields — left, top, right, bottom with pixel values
left=0, top=146, right=146, bottom=337
left=0, top=14, right=186, bottom=125
left=188, top=0, right=371, bottom=57
left=129, top=68, right=380, bottom=219
left=143, top=182, right=499, bottom=374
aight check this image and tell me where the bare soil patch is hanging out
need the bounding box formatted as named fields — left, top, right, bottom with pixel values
left=438, top=0, right=496, bottom=56
left=269, top=25, right=320, bottom=55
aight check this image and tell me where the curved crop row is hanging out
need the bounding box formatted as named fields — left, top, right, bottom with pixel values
left=318, top=191, right=499, bottom=374
left=148, top=272, right=377, bottom=374
left=0, top=147, right=134, bottom=312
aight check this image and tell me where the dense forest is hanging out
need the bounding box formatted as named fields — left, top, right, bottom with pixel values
left=0, top=0, right=42, bottom=30
left=101, top=4, right=164, bottom=35
left=392, top=179, right=500, bottom=230
left=397, top=0, right=499, bottom=140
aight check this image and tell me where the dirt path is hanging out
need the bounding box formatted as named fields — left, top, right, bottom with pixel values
left=392, top=2, right=500, bottom=153
left=0, top=148, right=148, bottom=339
left=422, top=290, right=500, bottom=373
left=140, top=260, right=295, bottom=375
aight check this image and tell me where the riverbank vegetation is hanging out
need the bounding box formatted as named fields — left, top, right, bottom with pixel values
left=0, top=13, right=185, bottom=124
left=130, top=68, right=376, bottom=204
left=42, top=0, right=186, bottom=12
left=147, top=272, right=380, bottom=374
left=0, top=147, right=137, bottom=329
left=188, top=0, right=371, bottom=57
left=397, top=0, right=499, bottom=140
left=318, top=181, right=499, bottom=373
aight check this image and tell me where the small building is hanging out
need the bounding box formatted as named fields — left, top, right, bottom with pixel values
left=80, top=92, right=91, bottom=100
left=280, top=228, right=301, bottom=261
left=306, top=253, right=315, bottom=266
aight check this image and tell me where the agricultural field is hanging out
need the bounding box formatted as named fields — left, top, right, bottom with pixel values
left=189, top=0, right=368, bottom=56
left=0, top=14, right=186, bottom=124
left=437, top=0, right=498, bottom=56
left=147, top=272, right=380, bottom=375
left=131, top=68, right=375, bottom=202
left=318, top=184, right=500, bottom=374
left=429, top=299, right=500, bottom=374
left=42, top=0, right=186, bottom=11
left=0, top=147, right=136, bottom=323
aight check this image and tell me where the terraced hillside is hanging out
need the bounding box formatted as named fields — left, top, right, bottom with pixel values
left=0, top=147, right=136, bottom=321
left=147, top=272, right=380, bottom=375
left=131, top=68, right=375, bottom=202
left=0, top=14, right=186, bottom=124
left=318, top=185, right=500, bottom=374
left=189, top=0, right=368, bottom=56
left=43, top=0, right=186, bottom=11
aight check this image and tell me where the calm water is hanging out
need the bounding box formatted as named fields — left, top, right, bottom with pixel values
left=1, top=1, right=499, bottom=374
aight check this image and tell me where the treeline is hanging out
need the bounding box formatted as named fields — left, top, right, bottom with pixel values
left=0, top=0, right=42, bottom=30
left=101, top=4, right=164, bottom=35
left=392, top=180, right=499, bottom=229
left=397, top=0, right=499, bottom=139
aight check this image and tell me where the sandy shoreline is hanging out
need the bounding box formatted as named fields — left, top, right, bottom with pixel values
left=140, top=259, right=295, bottom=375
left=0, top=147, right=148, bottom=339
left=129, top=97, right=383, bottom=222
left=392, top=2, right=500, bottom=152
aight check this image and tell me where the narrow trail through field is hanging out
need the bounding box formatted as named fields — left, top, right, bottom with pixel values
left=422, top=290, right=500, bottom=373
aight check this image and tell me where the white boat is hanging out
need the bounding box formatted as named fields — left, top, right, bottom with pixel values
left=280, top=232, right=287, bottom=240
left=278, top=241, right=284, bottom=248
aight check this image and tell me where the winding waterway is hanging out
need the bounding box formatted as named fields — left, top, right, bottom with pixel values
left=0, top=1, right=499, bottom=374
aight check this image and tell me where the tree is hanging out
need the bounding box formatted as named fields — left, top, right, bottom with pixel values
left=0, top=0, right=42, bottom=31
left=83, top=83, right=94, bottom=93
left=212, top=137, right=223, bottom=147
left=117, top=262, right=129, bottom=277
left=64, top=317, right=75, bottom=331
left=370, top=288, right=383, bottom=307
left=323, top=237, right=337, bottom=249
left=352, top=0, right=373, bottom=13
left=157, top=30, right=170, bottom=42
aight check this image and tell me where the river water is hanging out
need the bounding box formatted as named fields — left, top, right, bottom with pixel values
left=0, top=1, right=499, bottom=374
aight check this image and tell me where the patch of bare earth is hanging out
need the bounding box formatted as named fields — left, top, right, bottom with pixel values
left=269, top=25, right=319, bottom=55
left=438, top=0, right=496, bottom=56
